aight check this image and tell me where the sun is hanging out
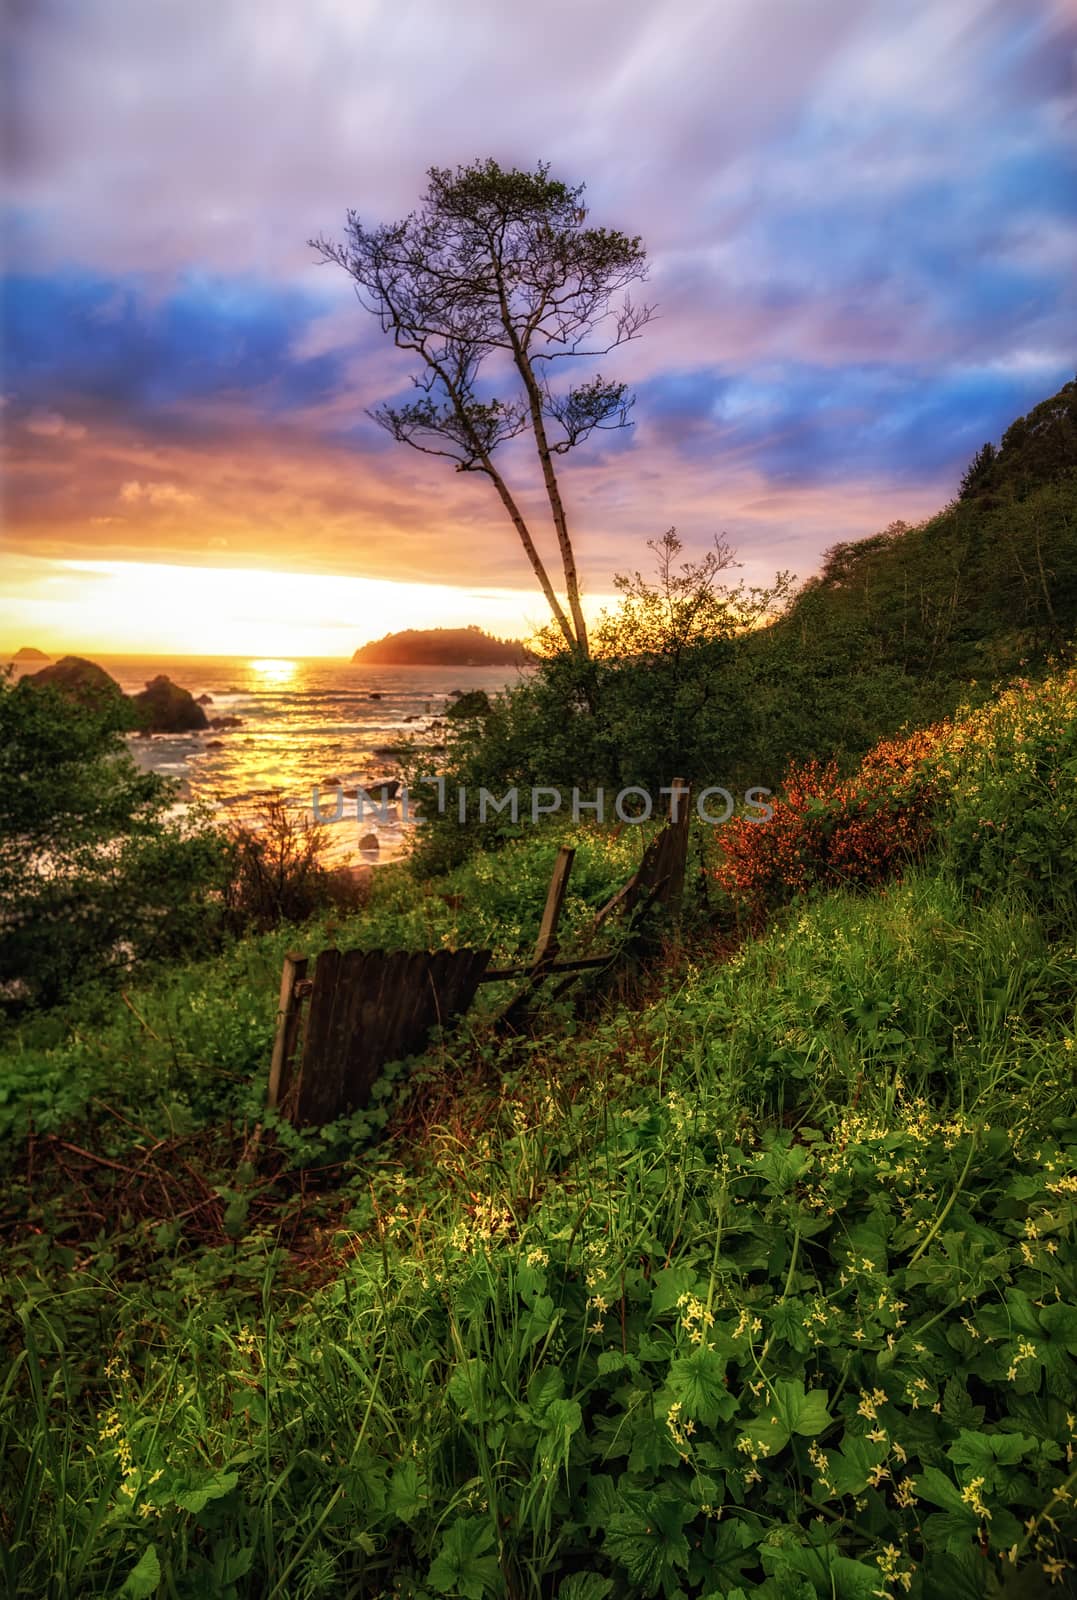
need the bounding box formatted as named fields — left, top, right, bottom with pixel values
left=249, top=658, right=298, bottom=685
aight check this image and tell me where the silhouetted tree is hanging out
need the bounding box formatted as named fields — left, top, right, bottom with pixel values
left=312, top=160, right=654, bottom=658
left=959, top=441, right=998, bottom=499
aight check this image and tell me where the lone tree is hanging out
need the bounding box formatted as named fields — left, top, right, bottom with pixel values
left=312, top=159, right=654, bottom=658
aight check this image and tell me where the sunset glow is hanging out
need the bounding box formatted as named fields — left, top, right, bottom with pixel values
left=0, top=557, right=617, bottom=659
left=3, top=0, right=1075, bottom=657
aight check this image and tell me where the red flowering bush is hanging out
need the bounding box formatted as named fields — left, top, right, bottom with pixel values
left=715, top=724, right=948, bottom=921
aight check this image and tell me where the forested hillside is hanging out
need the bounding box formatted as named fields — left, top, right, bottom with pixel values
left=737, top=379, right=1077, bottom=770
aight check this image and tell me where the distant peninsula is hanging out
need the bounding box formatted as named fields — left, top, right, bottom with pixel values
left=352, top=626, right=535, bottom=666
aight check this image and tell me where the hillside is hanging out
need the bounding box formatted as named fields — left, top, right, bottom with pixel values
left=728, top=378, right=1077, bottom=778
left=2, top=668, right=1075, bottom=1593
left=352, top=625, right=534, bottom=666
left=779, top=378, right=1076, bottom=674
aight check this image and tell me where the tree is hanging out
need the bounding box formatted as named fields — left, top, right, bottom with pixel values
left=959, top=441, right=998, bottom=500
left=0, top=674, right=227, bottom=1008
left=312, top=159, right=655, bottom=658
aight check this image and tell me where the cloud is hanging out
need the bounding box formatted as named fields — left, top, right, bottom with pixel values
left=23, top=408, right=86, bottom=440
left=119, top=479, right=197, bottom=507
left=1, top=0, right=1074, bottom=598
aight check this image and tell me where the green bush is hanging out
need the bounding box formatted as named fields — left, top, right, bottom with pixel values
left=0, top=673, right=230, bottom=1010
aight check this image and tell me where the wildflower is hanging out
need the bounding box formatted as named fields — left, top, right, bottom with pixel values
left=678, top=1293, right=715, bottom=1344
left=960, top=1476, right=991, bottom=1521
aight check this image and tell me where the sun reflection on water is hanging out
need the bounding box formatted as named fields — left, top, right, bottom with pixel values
left=248, top=658, right=298, bottom=686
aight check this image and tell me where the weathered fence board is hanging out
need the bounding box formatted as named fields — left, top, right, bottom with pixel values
left=268, top=790, right=695, bottom=1125
left=266, top=952, right=309, bottom=1111
left=285, top=946, right=491, bottom=1124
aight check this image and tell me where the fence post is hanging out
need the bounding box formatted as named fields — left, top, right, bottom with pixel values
left=266, top=952, right=308, bottom=1109
left=533, top=846, right=575, bottom=967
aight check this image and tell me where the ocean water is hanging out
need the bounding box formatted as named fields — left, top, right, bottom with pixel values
left=92, top=656, right=528, bottom=861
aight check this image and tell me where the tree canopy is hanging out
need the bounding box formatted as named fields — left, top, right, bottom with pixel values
left=313, top=159, right=654, bottom=657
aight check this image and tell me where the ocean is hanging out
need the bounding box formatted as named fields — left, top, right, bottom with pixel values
left=90, top=656, right=528, bottom=862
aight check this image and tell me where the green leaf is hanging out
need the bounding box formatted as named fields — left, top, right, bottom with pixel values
left=942, top=1378, right=985, bottom=1430
left=1039, top=1300, right=1077, bottom=1353
left=604, top=1496, right=692, bottom=1596
left=917, top=1465, right=973, bottom=1514
left=668, top=1345, right=736, bottom=1426
left=948, top=1430, right=1037, bottom=1489
left=556, top=1577, right=613, bottom=1600
left=770, top=1378, right=832, bottom=1438
left=544, top=1398, right=583, bottom=1436
left=826, top=1433, right=888, bottom=1497
left=763, top=1541, right=882, bottom=1599
left=173, top=1470, right=238, bottom=1514
left=703, top=1517, right=756, bottom=1583
left=650, top=1265, right=699, bottom=1317
left=527, top=1366, right=564, bottom=1417
left=119, top=1546, right=161, bottom=1599
left=447, top=1358, right=487, bottom=1419
left=427, top=1516, right=501, bottom=1600
left=387, top=1459, right=428, bottom=1524
left=739, top=1378, right=829, bottom=1463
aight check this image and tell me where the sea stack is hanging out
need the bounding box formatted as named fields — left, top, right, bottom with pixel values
left=130, top=675, right=210, bottom=733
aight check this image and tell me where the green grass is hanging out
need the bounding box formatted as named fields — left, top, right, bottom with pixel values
left=2, top=697, right=1076, bottom=1597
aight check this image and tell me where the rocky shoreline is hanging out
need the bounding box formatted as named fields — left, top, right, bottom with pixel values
left=18, top=655, right=245, bottom=735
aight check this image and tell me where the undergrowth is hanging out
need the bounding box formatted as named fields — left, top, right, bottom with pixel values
left=1, top=674, right=1075, bottom=1598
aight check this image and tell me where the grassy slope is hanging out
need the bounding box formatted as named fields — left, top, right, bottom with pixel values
left=1, top=679, right=1076, bottom=1598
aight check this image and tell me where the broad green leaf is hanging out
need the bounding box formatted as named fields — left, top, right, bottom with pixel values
left=447, top=1358, right=487, bottom=1419
left=1039, top=1300, right=1077, bottom=1353
left=527, top=1366, right=564, bottom=1417
left=650, top=1265, right=699, bottom=1317
left=387, top=1459, right=428, bottom=1524
left=119, top=1546, right=161, bottom=1599
left=668, top=1345, right=736, bottom=1426
left=604, top=1497, right=692, bottom=1597
left=543, top=1398, right=583, bottom=1440
left=772, top=1378, right=832, bottom=1437
left=556, top=1576, right=613, bottom=1600
left=917, top=1466, right=977, bottom=1516
left=427, top=1516, right=500, bottom=1600
left=173, top=1470, right=238, bottom=1514
left=947, top=1429, right=1036, bottom=1488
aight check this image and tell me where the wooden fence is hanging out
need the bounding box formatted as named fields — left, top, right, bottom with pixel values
left=267, top=781, right=691, bottom=1126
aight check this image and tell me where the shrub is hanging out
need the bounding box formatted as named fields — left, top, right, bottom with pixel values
left=0, top=672, right=229, bottom=1009
left=222, top=795, right=369, bottom=931
left=715, top=726, right=946, bottom=921
left=931, top=668, right=1077, bottom=919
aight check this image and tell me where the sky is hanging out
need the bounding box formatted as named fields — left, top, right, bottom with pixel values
left=2, top=0, right=1076, bottom=657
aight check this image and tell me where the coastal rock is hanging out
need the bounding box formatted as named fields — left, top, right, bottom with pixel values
left=445, top=689, right=491, bottom=721
left=208, top=715, right=243, bottom=730
left=131, top=675, right=209, bottom=733
left=196, top=693, right=214, bottom=705
left=23, top=655, right=127, bottom=712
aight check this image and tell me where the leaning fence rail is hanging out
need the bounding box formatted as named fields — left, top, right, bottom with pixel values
left=267, top=782, right=691, bottom=1126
